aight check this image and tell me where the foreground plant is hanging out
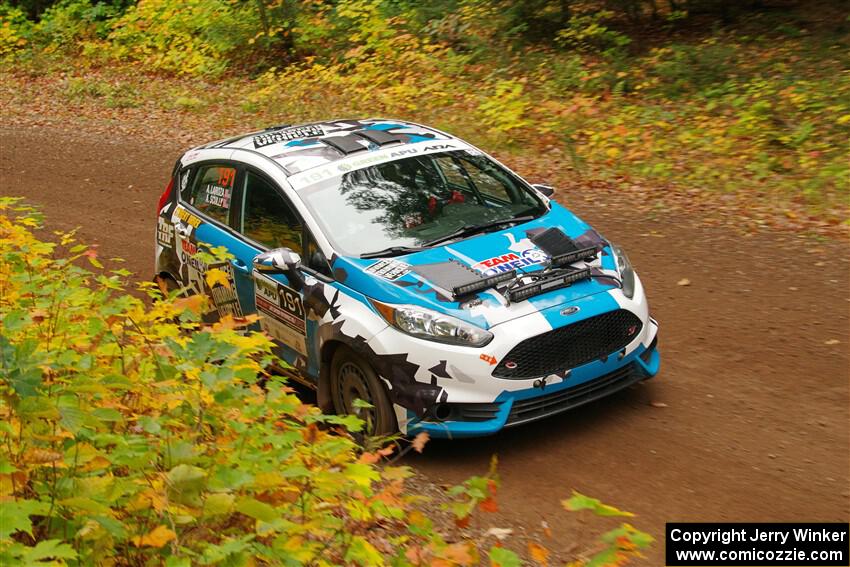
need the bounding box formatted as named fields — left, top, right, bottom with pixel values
left=0, top=198, right=463, bottom=565
left=0, top=199, right=650, bottom=565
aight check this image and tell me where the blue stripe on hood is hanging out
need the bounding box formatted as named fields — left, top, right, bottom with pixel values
left=333, top=204, right=619, bottom=329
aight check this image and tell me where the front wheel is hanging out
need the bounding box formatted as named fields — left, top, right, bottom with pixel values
left=330, top=346, right=397, bottom=436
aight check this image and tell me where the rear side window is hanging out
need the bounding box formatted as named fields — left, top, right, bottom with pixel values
left=189, top=165, right=236, bottom=224
left=239, top=171, right=303, bottom=253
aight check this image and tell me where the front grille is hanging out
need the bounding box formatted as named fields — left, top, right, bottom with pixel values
left=505, top=362, right=643, bottom=426
left=493, top=309, right=642, bottom=379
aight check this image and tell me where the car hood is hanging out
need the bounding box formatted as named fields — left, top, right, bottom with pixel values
left=330, top=203, right=622, bottom=330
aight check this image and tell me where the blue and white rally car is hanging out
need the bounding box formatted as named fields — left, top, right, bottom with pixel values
left=155, top=119, right=660, bottom=438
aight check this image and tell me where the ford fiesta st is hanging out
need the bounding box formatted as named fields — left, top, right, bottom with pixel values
left=154, top=119, right=660, bottom=438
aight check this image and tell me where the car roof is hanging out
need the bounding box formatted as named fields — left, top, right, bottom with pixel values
left=208, top=118, right=454, bottom=176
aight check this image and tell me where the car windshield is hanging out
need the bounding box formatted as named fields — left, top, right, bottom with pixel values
left=298, top=150, right=547, bottom=257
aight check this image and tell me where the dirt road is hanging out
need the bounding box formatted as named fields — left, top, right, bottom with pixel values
left=3, top=126, right=848, bottom=564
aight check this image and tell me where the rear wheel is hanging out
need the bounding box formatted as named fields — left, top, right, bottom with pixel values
left=330, top=346, right=396, bottom=436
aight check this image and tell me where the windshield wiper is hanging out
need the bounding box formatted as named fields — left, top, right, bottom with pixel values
left=360, top=245, right=425, bottom=259
left=423, top=215, right=535, bottom=247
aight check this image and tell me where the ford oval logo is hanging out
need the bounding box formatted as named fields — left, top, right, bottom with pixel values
left=560, top=306, right=580, bottom=316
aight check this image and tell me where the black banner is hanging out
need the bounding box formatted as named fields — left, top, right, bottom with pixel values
left=666, top=523, right=849, bottom=566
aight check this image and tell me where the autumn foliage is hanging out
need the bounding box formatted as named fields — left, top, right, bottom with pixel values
left=1, top=199, right=653, bottom=565
left=0, top=198, right=472, bottom=565
left=2, top=1, right=848, bottom=228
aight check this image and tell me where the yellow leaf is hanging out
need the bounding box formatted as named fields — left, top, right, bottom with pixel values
left=131, top=524, right=176, bottom=548
left=528, top=541, right=550, bottom=565
left=205, top=268, right=231, bottom=289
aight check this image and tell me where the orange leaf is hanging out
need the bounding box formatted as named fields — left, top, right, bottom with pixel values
left=479, top=497, right=498, bottom=513
left=24, top=449, right=63, bottom=464
left=411, top=431, right=429, bottom=453
left=455, top=515, right=470, bottom=529
left=174, top=294, right=206, bottom=315
left=441, top=542, right=476, bottom=565
left=528, top=541, right=550, bottom=565
left=131, top=525, right=176, bottom=548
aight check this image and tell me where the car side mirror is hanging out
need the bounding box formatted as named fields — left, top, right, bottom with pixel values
left=253, top=248, right=304, bottom=291
left=532, top=184, right=555, bottom=198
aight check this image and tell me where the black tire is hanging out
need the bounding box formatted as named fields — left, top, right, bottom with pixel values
left=330, top=346, right=397, bottom=436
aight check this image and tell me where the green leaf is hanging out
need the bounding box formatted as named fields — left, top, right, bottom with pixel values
left=167, top=464, right=207, bottom=506
left=344, top=536, right=383, bottom=566
left=25, top=539, right=78, bottom=561
left=59, top=497, right=111, bottom=515
left=91, top=407, right=124, bottom=422
left=58, top=405, right=87, bottom=434
left=0, top=499, right=50, bottom=539
left=489, top=546, right=522, bottom=567
left=203, top=493, right=235, bottom=517
left=235, top=498, right=278, bottom=522
left=586, top=547, right=622, bottom=567
left=93, top=516, right=127, bottom=540
left=600, top=524, right=654, bottom=549
left=344, top=463, right=380, bottom=487
left=0, top=456, right=17, bottom=474
left=562, top=491, right=635, bottom=517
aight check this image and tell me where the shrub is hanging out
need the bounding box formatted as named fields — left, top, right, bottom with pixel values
left=104, top=0, right=260, bottom=75
left=0, top=199, right=472, bottom=565
left=0, top=199, right=653, bottom=565
left=32, top=0, right=127, bottom=48
left=0, top=4, right=32, bottom=56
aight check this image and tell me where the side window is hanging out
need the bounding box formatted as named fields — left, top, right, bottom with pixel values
left=433, top=157, right=472, bottom=191
left=178, top=167, right=195, bottom=201
left=240, top=171, right=303, bottom=253
left=305, top=231, right=332, bottom=277
left=459, top=158, right=513, bottom=202
left=189, top=165, right=236, bottom=224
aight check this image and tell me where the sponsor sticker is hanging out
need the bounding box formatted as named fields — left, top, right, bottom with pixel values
left=207, top=261, right=242, bottom=318
left=472, top=248, right=548, bottom=276
left=253, top=125, right=326, bottom=148
left=289, top=142, right=468, bottom=189
left=175, top=207, right=203, bottom=229
left=254, top=273, right=307, bottom=355
left=157, top=217, right=174, bottom=247
left=365, top=259, right=411, bottom=281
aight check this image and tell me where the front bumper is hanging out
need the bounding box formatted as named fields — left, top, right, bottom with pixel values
left=407, top=336, right=660, bottom=439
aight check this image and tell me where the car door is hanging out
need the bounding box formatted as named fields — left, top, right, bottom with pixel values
left=178, top=161, right=251, bottom=320
left=230, top=168, right=314, bottom=375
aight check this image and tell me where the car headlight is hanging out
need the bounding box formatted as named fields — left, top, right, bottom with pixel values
left=370, top=300, right=493, bottom=347
left=610, top=243, right=636, bottom=299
